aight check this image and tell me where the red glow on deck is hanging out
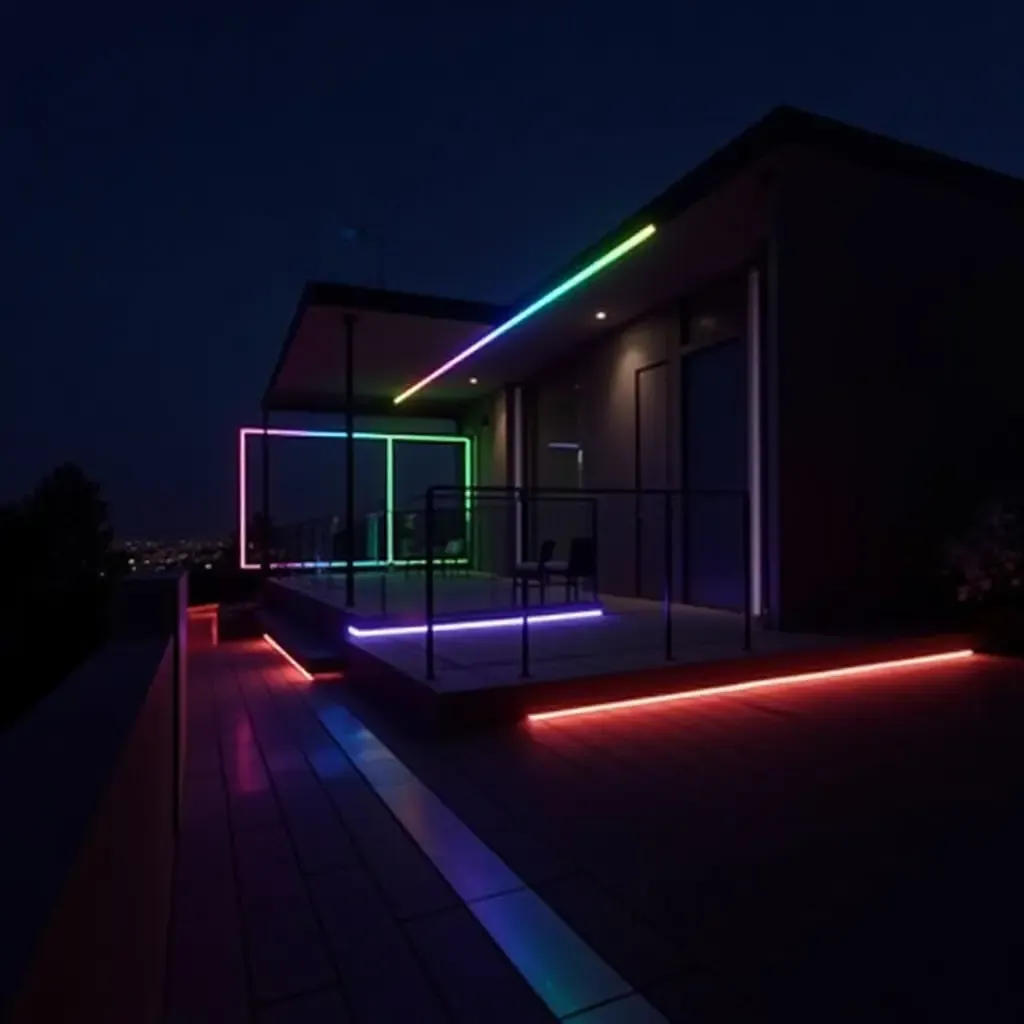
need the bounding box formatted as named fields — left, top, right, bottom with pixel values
left=187, top=603, right=219, bottom=646
left=527, top=649, right=976, bottom=723
left=262, top=633, right=315, bottom=682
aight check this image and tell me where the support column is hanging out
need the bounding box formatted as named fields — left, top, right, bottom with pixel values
left=344, top=313, right=356, bottom=608
left=747, top=266, right=764, bottom=618
left=512, top=384, right=525, bottom=564
left=260, top=408, right=271, bottom=578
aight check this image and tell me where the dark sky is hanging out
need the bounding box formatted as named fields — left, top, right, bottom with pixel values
left=3, top=1, right=1021, bottom=538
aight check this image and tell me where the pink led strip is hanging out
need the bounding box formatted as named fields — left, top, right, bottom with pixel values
left=263, top=633, right=315, bottom=682
left=527, top=648, right=975, bottom=722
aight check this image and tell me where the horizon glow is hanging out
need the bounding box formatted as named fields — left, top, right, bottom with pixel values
left=393, top=224, right=657, bottom=404
left=239, top=427, right=472, bottom=571
left=348, top=607, right=604, bottom=638
left=527, top=648, right=976, bottom=722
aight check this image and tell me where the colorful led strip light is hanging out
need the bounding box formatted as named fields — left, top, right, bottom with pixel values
left=239, top=427, right=472, bottom=570
left=263, top=632, right=315, bottom=681
left=527, top=648, right=976, bottom=722
left=349, top=607, right=604, bottom=638
left=393, top=224, right=657, bottom=405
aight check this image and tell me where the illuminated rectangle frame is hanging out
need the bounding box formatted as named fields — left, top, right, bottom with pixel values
left=238, top=427, right=472, bottom=570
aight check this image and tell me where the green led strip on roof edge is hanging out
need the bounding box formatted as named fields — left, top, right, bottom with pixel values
left=393, top=223, right=657, bottom=405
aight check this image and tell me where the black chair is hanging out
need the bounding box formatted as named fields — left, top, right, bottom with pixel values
left=435, top=537, right=467, bottom=576
left=547, top=537, right=596, bottom=602
left=512, top=539, right=559, bottom=605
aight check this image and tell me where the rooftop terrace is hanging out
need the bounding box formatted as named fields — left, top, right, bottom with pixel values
left=164, top=629, right=1024, bottom=1022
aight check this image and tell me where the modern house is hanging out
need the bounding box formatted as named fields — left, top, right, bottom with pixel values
left=258, top=105, right=1024, bottom=646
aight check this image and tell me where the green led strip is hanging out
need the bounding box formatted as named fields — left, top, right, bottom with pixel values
left=394, top=224, right=657, bottom=404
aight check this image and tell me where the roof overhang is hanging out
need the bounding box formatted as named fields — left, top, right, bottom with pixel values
left=265, top=107, right=1024, bottom=415
left=262, top=283, right=508, bottom=416
left=392, top=158, right=778, bottom=398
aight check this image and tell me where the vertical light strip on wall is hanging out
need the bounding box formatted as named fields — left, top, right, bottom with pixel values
left=463, top=435, right=473, bottom=558
left=393, top=224, right=657, bottom=405
left=385, top=436, right=395, bottom=564
left=237, top=427, right=248, bottom=568
left=747, top=267, right=764, bottom=617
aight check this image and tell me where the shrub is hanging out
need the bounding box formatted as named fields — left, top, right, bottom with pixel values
left=945, top=497, right=1024, bottom=607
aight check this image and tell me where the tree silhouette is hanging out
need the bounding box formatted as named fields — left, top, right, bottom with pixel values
left=23, top=462, right=112, bottom=594
left=1, top=463, right=113, bottom=726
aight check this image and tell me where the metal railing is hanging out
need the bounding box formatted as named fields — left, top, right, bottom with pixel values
left=421, top=484, right=752, bottom=682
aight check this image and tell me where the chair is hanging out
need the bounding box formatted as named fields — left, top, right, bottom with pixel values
left=435, top=537, right=466, bottom=576
left=547, top=537, right=596, bottom=602
left=512, top=539, right=559, bottom=605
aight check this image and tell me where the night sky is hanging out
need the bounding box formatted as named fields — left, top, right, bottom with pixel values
left=3, top=2, right=1021, bottom=538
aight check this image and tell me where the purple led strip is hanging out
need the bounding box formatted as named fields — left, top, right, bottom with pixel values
left=348, top=607, right=604, bottom=639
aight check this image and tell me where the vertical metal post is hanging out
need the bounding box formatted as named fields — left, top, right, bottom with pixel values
left=425, top=487, right=436, bottom=681
left=260, top=410, right=271, bottom=577
left=521, top=486, right=530, bottom=570
left=344, top=313, right=356, bottom=608
left=664, top=491, right=674, bottom=661
left=747, top=266, right=763, bottom=619
left=742, top=492, right=753, bottom=651
left=520, top=525, right=530, bottom=679
left=512, top=386, right=524, bottom=565
left=590, top=497, right=599, bottom=597
left=633, top=370, right=642, bottom=596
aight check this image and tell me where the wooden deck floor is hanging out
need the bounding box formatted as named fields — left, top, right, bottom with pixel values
left=167, top=634, right=1024, bottom=1022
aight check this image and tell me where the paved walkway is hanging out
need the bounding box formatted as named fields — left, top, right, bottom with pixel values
left=167, top=638, right=1024, bottom=1022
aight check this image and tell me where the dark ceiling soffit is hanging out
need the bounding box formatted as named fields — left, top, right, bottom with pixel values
left=262, top=283, right=508, bottom=410
left=508, top=105, right=1024, bottom=311
left=262, top=388, right=474, bottom=420
left=303, top=282, right=508, bottom=325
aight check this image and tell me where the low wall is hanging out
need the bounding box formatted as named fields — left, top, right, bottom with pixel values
left=265, top=576, right=348, bottom=639
left=0, top=575, right=186, bottom=1023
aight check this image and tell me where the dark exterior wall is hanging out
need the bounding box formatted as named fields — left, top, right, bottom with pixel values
left=775, top=150, right=1024, bottom=629
left=681, top=271, right=757, bottom=611
left=527, top=310, right=682, bottom=597
left=466, top=389, right=509, bottom=573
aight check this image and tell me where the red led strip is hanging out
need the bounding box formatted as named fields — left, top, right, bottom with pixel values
left=262, top=632, right=315, bottom=682
left=527, top=649, right=975, bottom=723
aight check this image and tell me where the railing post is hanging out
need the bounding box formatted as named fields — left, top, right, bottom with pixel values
left=425, top=487, right=436, bottom=681
left=343, top=312, right=357, bottom=608
left=260, top=413, right=271, bottom=578
left=664, top=491, right=674, bottom=661
left=742, top=491, right=753, bottom=651
left=520, top=529, right=531, bottom=679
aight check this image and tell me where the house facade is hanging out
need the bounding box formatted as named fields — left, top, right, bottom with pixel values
left=262, top=107, right=1024, bottom=633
